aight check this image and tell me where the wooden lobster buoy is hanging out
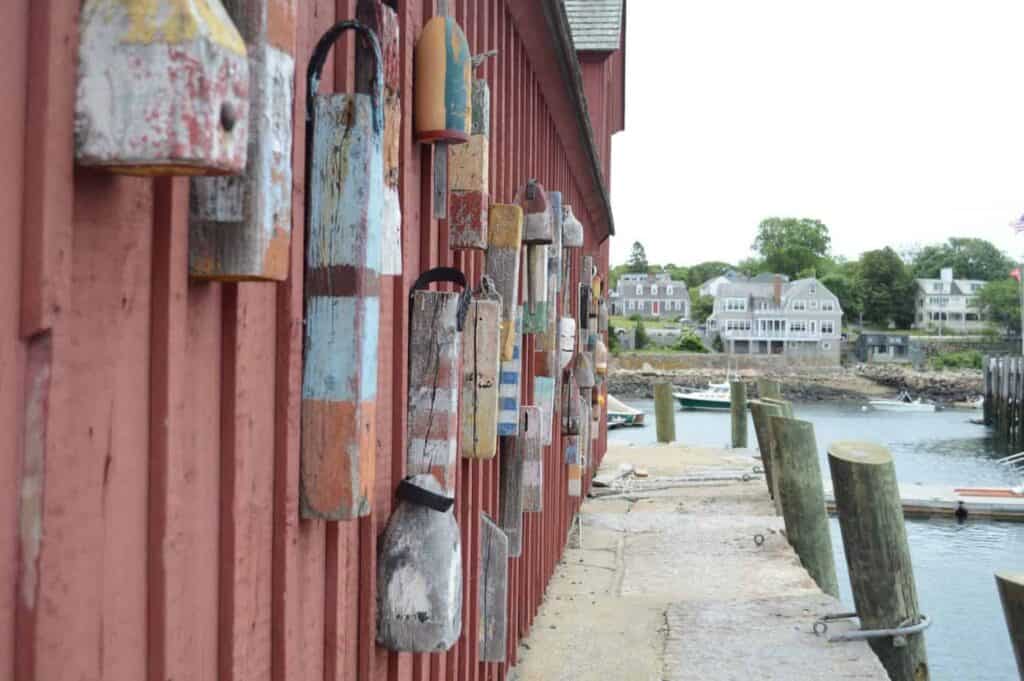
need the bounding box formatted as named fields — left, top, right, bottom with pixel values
left=522, top=245, right=548, bottom=335
left=536, top=190, right=563, bottom=377
left=598, top=298, right=609, bottom=335
left=520, top=406, right=543, bottom=512
left=461, top=280, right=502, bottom=459
left=407, top=268, right=471, bottom=495
left=414, top=15, right=471, bottom=142
left=533, top=376, right=556, bottom=447
left=450, top=78, right=490, bottom=250
left=189, top=0, right=297, bottom=281
left=486, top=204, right=524, bottom=360
left=578, top=277, right=592, bottom=353
left=299, top=21, right=385, bottom=521
left=377, top=475, right=462, bottom=652
left=76, top=0, right=249, bottom=174
left=561, top=204, right=584, bottom=248
left=517, top=179, right=552, bottom=244
left=566, top=439, right=582, bottom=497
left=574, top=349, right=595, bottom=390
left=595, top=338, right=609, bottom=378
left=559, top=317, right=577, bottom=371
left=497, top=311, right=523, bottom=437
left=562, top=371, right=580, bottom=436
left=478, top=513, right=509, bottom=662
left=499, top=437, right=524, bottom=557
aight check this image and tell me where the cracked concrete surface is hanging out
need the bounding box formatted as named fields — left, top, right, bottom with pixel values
left=510, top=443, right=888, bottom=681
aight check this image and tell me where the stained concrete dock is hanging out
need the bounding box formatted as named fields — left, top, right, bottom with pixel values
left=510, top=443, right=888, bottom=681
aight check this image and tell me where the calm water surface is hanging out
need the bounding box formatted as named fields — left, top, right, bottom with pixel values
left=611, top=400, right=1022, bottom=680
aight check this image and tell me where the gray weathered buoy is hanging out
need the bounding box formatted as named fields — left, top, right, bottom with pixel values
left=377, top=474, right=462, bottom=652
left=478, top=513, right=509, bottom=662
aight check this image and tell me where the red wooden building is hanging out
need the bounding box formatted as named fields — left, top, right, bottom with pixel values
left=0, top=1, right=626, bottom=680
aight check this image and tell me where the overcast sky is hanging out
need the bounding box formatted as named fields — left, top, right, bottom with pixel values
left=608, top=0, right=1024, bottom=268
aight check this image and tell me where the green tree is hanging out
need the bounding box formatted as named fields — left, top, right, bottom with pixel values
left=607, top=263, right=629, bottom=291
left=736, top=256, right=766, bottom=277
left=910, top=237, right=1015, bottom=281
left=634, top=319, right=649, bottom=349
left=685, top=261, right=733, bottom=289
left=662, top=263, right=689, bottom=283
left=857, top=247, right=916, bottom=328
left=977, top=278, right=1021, bottom=333
left=752, top=217, right=831, bottom=278
left=627, top=241, right=649, bottom=273
left=820, top=271, right=862, bottom=322
left=690, top=292, right=715, bottom=323
left=676, top=329, right=708, bottom=353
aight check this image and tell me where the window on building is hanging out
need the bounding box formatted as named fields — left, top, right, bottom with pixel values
left=627, top=300, right=635, bottom=311
left=809, top=301, right=818, bottom=310
left=809, top=284, right=816, bottom=293
left=822, top=342, right=832, bottom=350
left=822, top=301, right=835, bottom=312
left=666, top=285, right=674, bottom=295
left=932, top=283, right=942, bottom=292
left=651, top=285, right=658, bottom=295
left=636, top=285, right=643, bottom=295
left=821, top=320, right=835, bottom=335
left=725, top=298, right=747, bottom=312
left=789, top=320, right=807, bottom=333
left=792, top=300, right=806, bottom=311
left=810, top=321, right=817, bottom=334
left=966, top=313, right=980, bottom=321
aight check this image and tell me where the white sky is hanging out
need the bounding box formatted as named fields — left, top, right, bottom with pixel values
left=608, top=0, right=1024, bottom=268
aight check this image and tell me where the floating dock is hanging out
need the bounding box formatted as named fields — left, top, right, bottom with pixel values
left=824, top=482, right=1024, bottom=522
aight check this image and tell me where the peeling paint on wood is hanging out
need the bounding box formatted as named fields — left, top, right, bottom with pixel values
left=414, top=15, right=471, bottom=143
left=461, top=298, right=501, bottom=459
left=520, top=406, right=543, bottom=512
left=497, top=311, right=523, bottom=437
left=190, top=0, right=296, bottom=281
left=498, top=437, right=524, bottom=557
left=533, top=376, right=555, bottom=447
left=300, top=22, right=384, bottom=521
left=449, top=79, right=490, bottom=250
left=485, top=204, right=523, bottom=361
left=516, top=179, right=552, bottom=244
left=377, top=474, right=462, bottom=652
left=76, top=0, right=251, bottom=174
left=478, top=513, right=508, bottom=662
left=407, top=288, right=463, bottom=495
left=521, top=245, right=548, bottom=335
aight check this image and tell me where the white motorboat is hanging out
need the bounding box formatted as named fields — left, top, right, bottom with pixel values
left=607, top=395, right=645, bottom=428
left=868, top=391, right=937, bottom=413
left=674, top=381, right=732, bottom=411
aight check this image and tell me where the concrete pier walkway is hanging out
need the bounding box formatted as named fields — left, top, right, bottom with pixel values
left=510, top=443, right=887, bottom=681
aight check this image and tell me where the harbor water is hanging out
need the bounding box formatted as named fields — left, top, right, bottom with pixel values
left=610, top=400, right=1022, bottom=680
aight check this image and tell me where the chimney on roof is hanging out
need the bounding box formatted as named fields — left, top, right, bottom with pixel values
left=773, top=275, right=783, bottom=305
left=940, top=267, right=954, bottom=283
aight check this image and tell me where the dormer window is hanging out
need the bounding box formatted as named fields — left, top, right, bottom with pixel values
left=650, top=285, right=658, bottom=295
left=793, top=300, right=806, bottom=311
left=809, top=284, right=816, bottom=294
left=932, top=283, right=942, bottom=292
left=636, top=285, right=643, bottom=295
left=666, top=285, right=674, bottom=295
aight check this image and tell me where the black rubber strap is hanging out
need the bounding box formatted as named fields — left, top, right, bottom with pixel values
left=410, top=267, right=472, bottom=331
left=396, top=478, right=455, bottom=512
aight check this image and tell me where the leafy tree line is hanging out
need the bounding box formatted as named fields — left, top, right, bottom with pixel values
left=613, top=222, right=1020, bottom=331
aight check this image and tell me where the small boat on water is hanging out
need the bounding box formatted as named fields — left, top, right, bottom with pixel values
left=674, top=382, right=732, bottom=411
left=868, top=391, right=937, bottom=413
left=607, top=395, right=645, bottom=428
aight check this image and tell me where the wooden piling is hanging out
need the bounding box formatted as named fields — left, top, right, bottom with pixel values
left=757, top=377, right=782, bottom=400
left=828, top=442, right=929, bottom=681
left=730, top=380, right=747, bottom=448
left=749, top=400, right=782, bottom=507
left=769, top=416, right=838, bottom=597
left=654, top=382, right=676, bottom=444
left=995, top=571, right=1024, bottom=677
left=983, top=357, right=992, bottom=426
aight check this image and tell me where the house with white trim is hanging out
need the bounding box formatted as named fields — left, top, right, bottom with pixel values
left=610, top=272, right=690, bottom=319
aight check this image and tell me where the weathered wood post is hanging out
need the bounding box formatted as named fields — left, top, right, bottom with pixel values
left=770, top=416, right=838, bottom=597
left=499, top=436, right=524, bottom=557
left=748, top=400, right=781, bottom=506
left=983, top=356, right=993, bottom=426
left=654, top=382, right=676, bottom=444
left=479, top=514, right=509, bottom=662
left=828, top=442, right=929, bottom=681
left=757, top=377, right=782, bottom=400
left=995, top=571, right=1024, bottom=677
left=520, top=406, right=543, bottom=512
left=730, top=380, right=747, bottom=448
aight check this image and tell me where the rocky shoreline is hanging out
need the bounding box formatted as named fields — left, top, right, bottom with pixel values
left=607, top=363, right=983, bottom=405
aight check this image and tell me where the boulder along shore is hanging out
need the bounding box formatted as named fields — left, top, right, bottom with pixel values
left=608, top=363, right=983, bottom=405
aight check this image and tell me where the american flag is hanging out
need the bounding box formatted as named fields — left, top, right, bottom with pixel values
left=1012, top=214, right=1024, bottom=233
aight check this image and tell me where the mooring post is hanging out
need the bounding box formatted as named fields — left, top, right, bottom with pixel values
left=828, top=441, right=929, bottom=681
left=983, top=356, right=992, bottom=426
left=749, top=400, right=783, bottom=509
left=757, top=377, right=782, bottom=400
left=770, top=416, right=838, bottom=597
left=995, top=571, right=1024, bottom=677
left=654, top=382, right=676, bottom=444
left=730, top=380, right=748, bottom=449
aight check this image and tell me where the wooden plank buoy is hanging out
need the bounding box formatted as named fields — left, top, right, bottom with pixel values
left=598, top=298, right=609, bottom=334
left=377, top=475, right=462, bottom=652
left=561, top=204, right=584, bottom=248
left=517, top=179, right=552, bottom=244
left=299, top=20, right=385, bottom=521
left=407, top=268, right=471, bottom=496
left=76, top=0, right=250, bottom=174
left=533, top=376, right=556, bottom=447
left=536, top=190, right=563, bottom=377
left=522, top=245, right=549, bottom=334
left=573, top=350, right=595, bottom=390
left=594, top=338, right=609, bottom=379
left=461, top=281, right=502, bottom=459
left=449, top=78, right=490, bottom=250
left=497, top=311, right=523, bottom=437
left=478, top=513, right=509, bottom=662
left=485, top=204, right=524, bottom=360
left=520, top=406, right=544, bottom=512
left=562, top=371, right=580, bottom=436
left=559, top=317, right=576, bottom=371
left=499, top=437, right=524, bottom=556
left=189, top=0, right=297, bottom=281
left=566, top=436, right=581, bottom=497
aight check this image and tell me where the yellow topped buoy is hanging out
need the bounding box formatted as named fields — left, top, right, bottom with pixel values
left=414, top=15, right=472, bottom=143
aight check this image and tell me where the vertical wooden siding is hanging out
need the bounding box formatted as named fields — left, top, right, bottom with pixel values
left=0, top=1, right=616, bottom=681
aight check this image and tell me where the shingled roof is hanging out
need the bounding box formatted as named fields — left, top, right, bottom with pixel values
left=564, top=0, right=624, bottom=51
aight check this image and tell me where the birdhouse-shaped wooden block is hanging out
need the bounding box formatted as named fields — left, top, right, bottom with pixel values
left=299, top=21, right=384, bottom=522
left=415, top=15, right=472, bottom=143
left=499, top=437, right=524, bottom=557
left=485, top=204, right=524, bottom=361
left=520, top=407, right=543, bottom=513
left=497, top=311, right=523, bottom=437
left=522, top=245, right=548, bottom=335
left=407, top=268, right=470, bottom=496
left=461, top=286, right=502, bottom=460
left=478, top=513, right=508, bottom=662
left=190, top=0, right=298, bottom=281
left=517, top=179, right=553, bottom=244
left=76, top=0, right=250, bottom=174
left=450, top=79, right=490, bottom=250
left=561, top=204, right=584, bottom=249
left=559, top=317, right=576, bottom=371
left=377, top=475, right=462, bottom=652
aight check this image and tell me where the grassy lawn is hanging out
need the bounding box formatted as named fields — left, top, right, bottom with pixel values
left=609, top=315, right=683, bottom=330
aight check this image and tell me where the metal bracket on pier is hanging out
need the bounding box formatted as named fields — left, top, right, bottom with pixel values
left=813, top=613, right=931, bottom=647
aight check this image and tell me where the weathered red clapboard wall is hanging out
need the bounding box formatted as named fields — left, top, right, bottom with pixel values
left=0, top=1, right=622, bottom=680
